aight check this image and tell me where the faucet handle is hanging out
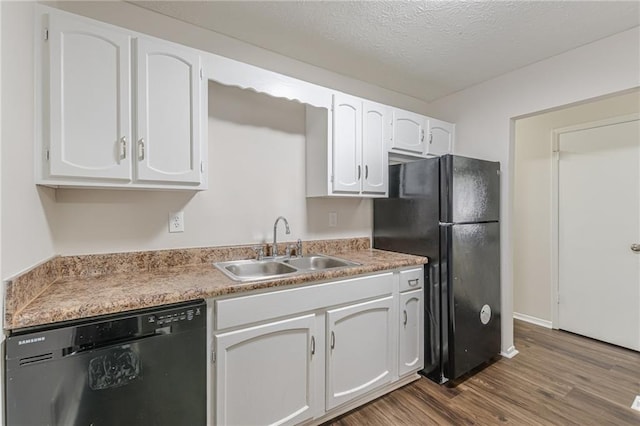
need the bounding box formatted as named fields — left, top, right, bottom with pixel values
left=296, top=239, right=303, bottom=257
left=252, top=245, right=265, bottom=261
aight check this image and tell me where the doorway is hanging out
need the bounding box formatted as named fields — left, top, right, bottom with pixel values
left=554, top=115, right=639, bottom=351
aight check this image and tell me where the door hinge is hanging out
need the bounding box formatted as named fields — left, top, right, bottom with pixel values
left=200, top=67, right=203, bottom=80
left=44, top=28, right=49, bottom=41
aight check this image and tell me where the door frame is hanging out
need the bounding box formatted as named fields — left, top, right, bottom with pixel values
left=550, top=113, right=640, bottom=328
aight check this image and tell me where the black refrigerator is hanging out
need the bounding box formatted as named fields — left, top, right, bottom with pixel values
left=373, top=155, right=501, bottom=383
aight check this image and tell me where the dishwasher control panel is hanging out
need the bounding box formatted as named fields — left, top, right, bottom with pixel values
left=142, top=303, right=204, bottom=334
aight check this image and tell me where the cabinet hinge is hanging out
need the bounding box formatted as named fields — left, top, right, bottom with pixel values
left=200, top=67, right=203, bottom=80
left=330, top=175, right=334, bottom=183
left=44, top=28, right=49, bottom=41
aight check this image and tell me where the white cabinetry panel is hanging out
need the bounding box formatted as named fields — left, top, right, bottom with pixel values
left=428, top=118, right=454, bottom=156
left=398, top=289, right=424, bottom=377
left=48, top=12, right=131, bottom=180
left=332, top=93, right=362, bottom=193
left=392, top=109, right=427, bottom=155
left=136, top=38, right=202, bottom=184
left=362, top=101, right=389, bottom=195
left=326, top=296, right=394, bottom=410
left=215, top=314, right=320, bottom=426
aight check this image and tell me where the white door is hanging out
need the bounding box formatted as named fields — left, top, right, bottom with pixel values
left=215, top=314, right=320, bottom=426
left=326, top=296, right=394, bottom=410
left=427, top=118, right=454, bottom=156
left=136, top=37, right=202, bottom=184
left=332, top=93, right=362, bottom=194
left=558, top=116, right=640, bottom=351
left=48, top=13, right=131, bottom=180
left=391, top=109, right=426, bottom=154
left=362, top=101, right=389, bottom=195
left=398, top=289, right=424, bottom=376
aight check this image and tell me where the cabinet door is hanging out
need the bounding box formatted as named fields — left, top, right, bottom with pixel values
left=362, top=101, right=389, bottom=195
left=399, top=289, right=424, bottom=376
left=215, top=314, right=320, bottom=426
left=427, top=118, right=454, bottom=156
left=48, top=13, right=131, bottom=180
left=136, top=37, right=202, bottom=184
left=392, top=109, right=427, bottom=154
left=332, top=93, right=362, bottom=193
left=326, top=296, right=394, bottom=410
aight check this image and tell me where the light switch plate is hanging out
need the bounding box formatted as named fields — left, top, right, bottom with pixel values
left=169, top=211, right=184, bottom=233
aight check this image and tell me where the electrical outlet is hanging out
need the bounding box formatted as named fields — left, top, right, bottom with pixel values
left=169, top=211, right=184, bottom=233
left=329, top=212, right=338, bottom=227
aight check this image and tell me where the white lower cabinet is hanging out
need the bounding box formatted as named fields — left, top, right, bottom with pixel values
left=326, top=296, right=394, bottom=410
left=398, top=289, right=424, bottom=376
left=214, top=314, right=321, bottom=426
left=212, top=267, right=423, bottom=425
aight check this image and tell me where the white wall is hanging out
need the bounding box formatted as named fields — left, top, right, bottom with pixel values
left=428, top=26, right=640, bottom=355
left=53, top=83, right=372, bottom=254
left=1, top=2, right=56, bottom=278
left=1, top=1, right=427, bottom=273
left=513, top=90, right=639, bottom=322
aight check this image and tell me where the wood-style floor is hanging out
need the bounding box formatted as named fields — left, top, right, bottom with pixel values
left=326, top=320, right=640, bottom=425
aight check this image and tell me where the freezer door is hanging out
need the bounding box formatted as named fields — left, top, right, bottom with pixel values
left=440, top=155, right=500, bottom=223
left=441, top=222, right=501, bottom=380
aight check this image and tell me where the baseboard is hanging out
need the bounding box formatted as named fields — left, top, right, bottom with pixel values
left=500, top=345, right=519, bottom=359
left=514, top=312, right=553, bottom=329
left=631, top=395, right=640, bottom=411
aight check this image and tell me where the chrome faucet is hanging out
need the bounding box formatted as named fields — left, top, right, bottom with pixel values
left=272, top=216, right=290, bottom=257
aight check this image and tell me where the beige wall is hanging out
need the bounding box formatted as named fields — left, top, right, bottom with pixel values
left=2, top=1, right=427, bottom=276
left=53, top=83, right=372, bottom=254
left=513, top=90, right=640, bottom=322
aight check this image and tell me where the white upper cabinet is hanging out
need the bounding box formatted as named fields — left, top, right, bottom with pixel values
left=362, top=101, right=389, bottom=195
left=48, top=13, right=132, bottom=181
left=39, top=9, right=207, bottom=190
left=332, top=94, right=362, bottom=193
left=135, top=38, right=202, bottom=184
left=391, top=109, right=428, bottom=155
left=427, top=117, right=455, bottom=157
left=306, top=93, right=389, bottom=198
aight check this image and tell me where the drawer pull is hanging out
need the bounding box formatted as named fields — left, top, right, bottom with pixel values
left=408, top=278, right=419, bottom=287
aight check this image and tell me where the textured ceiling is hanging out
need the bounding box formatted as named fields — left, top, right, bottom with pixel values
left=131, top=1, right=640, bottom=102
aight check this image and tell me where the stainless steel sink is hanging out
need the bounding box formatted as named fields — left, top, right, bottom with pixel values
left=283, top=254, right=359, bottom=271
left=214, top=254, right=359, bottom=282
left=216, top=259, right=298, bottom=281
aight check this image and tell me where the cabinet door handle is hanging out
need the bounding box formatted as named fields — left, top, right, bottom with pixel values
left=429, top=132, right=433, bottom=144
left=120, top=136, right=127, bottom=160
left=357, top=165, right=361, bottom=180
left=330, top=331, right=335, bottom=350
left=631, top=243, right=640, bottom=252
left=365, top=165, right=369, bottom=179
left=138, top=138, right=145, bottom=160
left=421, top=129, right=425, bottom=142
left=408, top=278, right=419, bottom=287
left=310, top=336, right=316, bottom=355
left=403, top=310, right=408, bottom=326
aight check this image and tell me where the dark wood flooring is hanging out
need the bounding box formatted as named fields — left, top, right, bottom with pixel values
left=326, top=320, right=640, bottom=425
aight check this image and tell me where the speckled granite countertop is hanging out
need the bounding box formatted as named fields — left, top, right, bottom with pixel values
left=5, top=242, right=426, bottom=330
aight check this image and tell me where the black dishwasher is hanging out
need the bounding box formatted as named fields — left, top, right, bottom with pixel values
left=5, top=299, right=207, bottom=426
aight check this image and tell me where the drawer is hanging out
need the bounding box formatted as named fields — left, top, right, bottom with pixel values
left=214, top=272, right=393, bottom=330
left=399, top=267, right=423, bottom=292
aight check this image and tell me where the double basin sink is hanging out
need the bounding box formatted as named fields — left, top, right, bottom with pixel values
left=214, top=254, right=360, bottom=282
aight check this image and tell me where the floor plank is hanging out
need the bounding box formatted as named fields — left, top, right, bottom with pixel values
left=325, top=320, right=640, bottom=425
